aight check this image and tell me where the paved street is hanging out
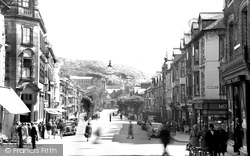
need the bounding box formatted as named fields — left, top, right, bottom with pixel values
left=0, top=109, right=236, bottom=156
left=37, top=109, right=189, bottom=156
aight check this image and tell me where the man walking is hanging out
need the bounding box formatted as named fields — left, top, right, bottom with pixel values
left=30, top=122, right=37, bottom=149
left=17, top=122, right=23, bottom=148
left=205, top=124, right=219, bottom=156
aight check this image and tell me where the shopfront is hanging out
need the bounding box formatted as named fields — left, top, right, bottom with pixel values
left=192, top=99, right=228, bottom=130
left=222, top=75, right=248, bottom=155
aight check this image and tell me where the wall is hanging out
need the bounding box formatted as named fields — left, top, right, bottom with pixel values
left=205, top=32, right=220, bottom=99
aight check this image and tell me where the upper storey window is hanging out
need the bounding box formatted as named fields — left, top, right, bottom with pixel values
left=18, top=0, right=30, bottom=7
left=22, top=26, right=33, bottom=46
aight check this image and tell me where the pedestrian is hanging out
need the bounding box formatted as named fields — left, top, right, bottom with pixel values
left=147, top=122, right=153, bottom=140
left=40, top=121, right=45, bottom=139
left=234, top=118, right=244, bottom=155
left=85, top=122, right=92, bottom=142
left=200, top=125, right=208, bottom=148
left=205, top=124, right=219, bottom=156
left=127, top=121, right=134, bottom=139
left=93, top=127, right=102, bottom=144
left=217, top=122, right=228, bottom=156
left=11, top=123, right=18, bottom=142
left=109, top=114, right=112, bottom=122
left=120, top=114, right=123, bottom=120
left=16, top=122, right=23, bottom=148
left=30, top=122, right=37, bottom=149
left=46, top=119, right=52, bottom=139
left=158, top=123, right=171, bottom=156
left=51, top=122, right=57, bottom=139
left=22, top=123, right=28, bottom=145
left=189, top=124, right=200, bottom=148
left=57, top=119, right=64, bottom=139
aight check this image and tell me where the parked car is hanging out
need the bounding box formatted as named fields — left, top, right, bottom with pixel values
left=137, top=120, right=143, bottom=125
left=63, top=121, right=77, bottom=136
left=69, top=117, right=78, bottom=126
left=92, top=113, right=100, bottom=120
left=151, top=122, right=163, bottom=137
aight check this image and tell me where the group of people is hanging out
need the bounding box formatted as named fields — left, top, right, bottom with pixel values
left=38, top=118, right=65, bottom=140
left=10, top=121, right=37, bottom=149
left=189, top=123, right=228, bottom=156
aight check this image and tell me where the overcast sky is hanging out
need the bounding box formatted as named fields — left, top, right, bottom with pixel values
left=39, top=0, right=224, bottom=76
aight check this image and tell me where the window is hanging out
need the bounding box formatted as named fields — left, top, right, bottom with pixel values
left=22, top=0, right=30, bottom=7
left=22, top=58, right=32, bottom=78
left=180, top=61, right=185, bottom=77
left=194, top=45, right=199, bottom=65
left=21, top=94, right=33, bottom=101
left=181, top=85, right=185, bottom=103
left=241, top=7, right=247, bottom=47
left=39, top=60, right=45, bottom=83
left=229, top=22, right=234, bottom=59
left=193, top=72, right=199, bottom=96
left=219, top=36, right=225, bottom=59
left=22, top=26, right=32, bottom=45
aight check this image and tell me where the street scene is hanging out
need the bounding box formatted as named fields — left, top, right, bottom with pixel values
left=0, top=0, right=249, bottom=156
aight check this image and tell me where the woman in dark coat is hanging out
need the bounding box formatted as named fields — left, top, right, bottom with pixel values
left=217, top=123, right=228, bottom=156
left=158, top=123, right=171, bottom=156
left=85, top=122, right=92, bottom=141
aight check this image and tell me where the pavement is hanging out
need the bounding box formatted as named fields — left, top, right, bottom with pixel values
left=0, top=110, right=238, bottom=156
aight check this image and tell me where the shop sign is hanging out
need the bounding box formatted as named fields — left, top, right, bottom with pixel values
left=209, top=104, right=227, bottom=109
left=207, top=86, right=219, bottom=89
left=194, top=103, right=202, bottom=109
left=218, top=104, right=227, bottom=109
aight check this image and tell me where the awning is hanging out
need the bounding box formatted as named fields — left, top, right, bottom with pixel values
left=45, top=108, right=62, bottom=115
left=0, top=86, right=30, bottom=114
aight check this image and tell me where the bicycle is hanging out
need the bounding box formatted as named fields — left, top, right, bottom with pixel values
left=186, top=144, right=209, bottom=156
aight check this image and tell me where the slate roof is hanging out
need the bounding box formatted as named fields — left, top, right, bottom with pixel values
left=204, top=15, right=224, bottom=30
left=199, top=12, right=223, bottom=21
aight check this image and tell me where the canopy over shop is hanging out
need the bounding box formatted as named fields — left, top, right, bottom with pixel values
left=0, top=86, right=30, bottom=137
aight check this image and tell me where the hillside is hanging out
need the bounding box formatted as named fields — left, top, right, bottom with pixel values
left=58, top=57, right=151, bottom=86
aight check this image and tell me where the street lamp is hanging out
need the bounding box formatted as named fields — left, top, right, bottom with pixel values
left=107, top=60, right=112, bottom=67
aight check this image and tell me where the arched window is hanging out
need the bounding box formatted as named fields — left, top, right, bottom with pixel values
left=20, top=49, right=34, bottom=79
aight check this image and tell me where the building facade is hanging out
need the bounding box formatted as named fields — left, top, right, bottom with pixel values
left=221, top=0, right=249, bottom=155
left=4, top=0, right=47, bottom=123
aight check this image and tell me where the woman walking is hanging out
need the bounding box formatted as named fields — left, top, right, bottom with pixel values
left=51, top=122, right=57, bottom=139
left=189, top=124, right=200, bottom=148
left=147, top=122, right=153, bottom=140
left=85, top=122, right=92, bottom=142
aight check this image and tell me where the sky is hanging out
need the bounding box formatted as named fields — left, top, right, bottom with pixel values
left=39, top=0, right=224, bottom=77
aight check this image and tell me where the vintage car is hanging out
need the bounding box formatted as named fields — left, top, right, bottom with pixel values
left=69, top=117, right=78, bottom=126
left=63, top=121, right=77, bottom=136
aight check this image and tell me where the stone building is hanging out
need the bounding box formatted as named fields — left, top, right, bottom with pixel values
left=220, top=0, right=249, bottom=155
left=3, top=0, right=48, bottom=123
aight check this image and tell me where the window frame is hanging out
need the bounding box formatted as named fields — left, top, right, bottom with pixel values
left=21, top=25, right=33, bottom=46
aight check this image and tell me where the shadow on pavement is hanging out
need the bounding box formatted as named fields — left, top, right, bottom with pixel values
left=112, top=123, right=189, bottom=145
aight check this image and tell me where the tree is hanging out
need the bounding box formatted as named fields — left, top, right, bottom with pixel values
left=126, top=95, right=145, bottom=120
left=81, top=96, right=95, bottom=120
left=117, top=95, right=145, bottom=119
